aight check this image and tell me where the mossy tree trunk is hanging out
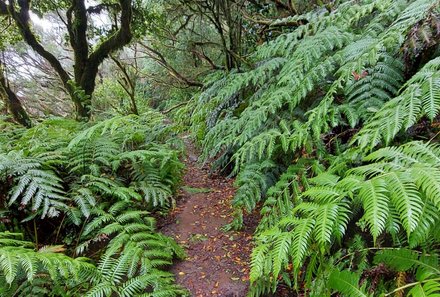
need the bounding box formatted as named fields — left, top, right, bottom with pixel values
left=0, top=65, right=31, bottom=127
left=1, top=0, right=133, bottom=120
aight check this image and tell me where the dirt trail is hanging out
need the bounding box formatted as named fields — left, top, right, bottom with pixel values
left=159, top=139, right=256, bottom=297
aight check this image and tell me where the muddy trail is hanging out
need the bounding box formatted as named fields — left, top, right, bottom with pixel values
left=159, top=139, right=257, bottom=297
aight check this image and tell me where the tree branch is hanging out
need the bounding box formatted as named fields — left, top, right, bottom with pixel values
left=81, top=0, right=133, bottom=94
left=87, top=3, right=119, bottom=14
left=7, top=0, right=71, bottom=88
left=191, top=49, right=223, bottom=70
left=138, top=41, right=203, bottom=87
left=270, top=0, right=291, bottom=12
left=241, top=10, right=306, bottom=27
left=86, top=0, right=133, bottom=75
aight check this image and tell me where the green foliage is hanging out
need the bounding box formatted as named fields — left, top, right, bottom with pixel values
left=330, top=248, right=440, bottom=297
left=354, top=57, right=440, bottom=150
left=0, top=112, right=186, bottom=296
left=0, top=151, right=68, bottom=218
left=249, top=141, right=440, bottom=294
left=78, top=202, right=186, bottom=297
left=2, top=0, right=440, bottom=295
left=85, top=243, right=185, bottom=297
left=0, top=113, right=183, bottom=218
left=0, top=232, right=95, bottom=296
left=187, top=0, right=440, bottom=295
left=77, top=201, right=185, bottom=260
left=328, top=270, right=369, bottom=297
left=195, top=0, right=429, bottom=221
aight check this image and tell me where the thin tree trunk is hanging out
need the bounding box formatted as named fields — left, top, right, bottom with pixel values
left=0, top=69, right=32, bottom=127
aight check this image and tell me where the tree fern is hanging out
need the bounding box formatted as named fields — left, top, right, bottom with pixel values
left=192, top=4, right=440, bottom=251
left=184, top=0, right=440, bottom=295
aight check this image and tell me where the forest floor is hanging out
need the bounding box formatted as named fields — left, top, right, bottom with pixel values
left=159, top=137, right=258, bottom=297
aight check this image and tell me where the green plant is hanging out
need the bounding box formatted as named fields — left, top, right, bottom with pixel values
left=328, top=249, right=440, bottom=297
left=0, top=112, right=186, bottom=296
left=188, top=0, right=440, bottom=295
left=0, top=232, right=94, bottom=296
left=78, top=202, right=186, bottom=297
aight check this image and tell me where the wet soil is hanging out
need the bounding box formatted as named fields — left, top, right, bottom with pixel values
left=159, top=139, right=257, bottom=297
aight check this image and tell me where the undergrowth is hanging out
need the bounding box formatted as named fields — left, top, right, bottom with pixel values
left=185, top=0, right=440, bottom=295
left=0, top=111, right=187, bottom=296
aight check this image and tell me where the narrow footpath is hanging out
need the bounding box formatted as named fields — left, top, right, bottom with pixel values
left=159, top=139, right=257, bottom=297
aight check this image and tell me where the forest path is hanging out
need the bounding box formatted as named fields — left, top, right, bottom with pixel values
left=159, top=137, right=255, bottom=297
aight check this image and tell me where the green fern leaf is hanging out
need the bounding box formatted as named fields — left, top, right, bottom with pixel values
left=329, top=270, right=368, bottom=297
left=358, top=179, right=389, bottom=243
left=408, top=280, right=440, bottom=297
left=411, top=166, right=440, bottom=209
left=291, top=217, right=315, bottom=268
left=386, top=172, right=423, bottom=234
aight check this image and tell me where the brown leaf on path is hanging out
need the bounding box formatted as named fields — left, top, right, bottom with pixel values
left=157, top=138, right=259, bottom=297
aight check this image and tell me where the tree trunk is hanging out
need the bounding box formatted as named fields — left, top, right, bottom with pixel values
left=3, top=0, right=133, bottom=120
left=0, top=70, right=32, bottom=127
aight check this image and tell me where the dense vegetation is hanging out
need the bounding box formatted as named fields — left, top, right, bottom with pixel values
left=0, top=113, right=186, bottom=296
left=1, top=0, right=440, bottom=296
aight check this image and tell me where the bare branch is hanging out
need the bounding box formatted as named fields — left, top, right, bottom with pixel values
left=138, top=41, right=203, bottom=87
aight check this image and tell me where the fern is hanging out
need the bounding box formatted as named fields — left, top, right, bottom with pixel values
left=249, top=141, right=440, bottom=292
left=69, top=137, right=121, bottom=175
left=0, top=151, right=68, bottom=218
left=375, top=249, right=440, bottom=296
left=194, top=2, right=440, bottom=246
left=0, top=111, right=185, bottom=295
left=358, top=179, right=389, bottom=243
left=85, top=243, right=186, bottom=297
left=0, top=232, right=94, bottom=295
left=68, top=112, right=172, bottom=149
left=259, top=158, right=324, bottom=230
left=354, top=57, right=440, bottom=150
left=77, top=201, right=184, bottom=260
left=407, top=280, right=440, bottom=297
left=0, top=227, right=186, bottom=297
left=185, top=0, right=440, bottom=295
left=78, top=202, right=186, bottom=296
left=328, top=270, right=369, bottom=297
left=374, top=249, right=439, bottom=275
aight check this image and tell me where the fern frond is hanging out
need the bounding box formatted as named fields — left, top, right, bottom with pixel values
left=358, top=179, right=389, bottom=243
left=374, top=249, right=440, bottom=275
left=0, top=153, right=67, bottom=218
left=408, top=280, right=440, bottom=297
left=328, top=270, right=369, bottom=297
left=0, top=232, right=94, bottom=286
